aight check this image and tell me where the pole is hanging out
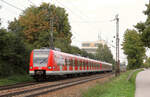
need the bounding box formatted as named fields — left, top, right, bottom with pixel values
left=48, top=3, right=54, bottom=50
left=50, top=17, right=54, bottom=50
left=115, top=14, right=120, bottom=76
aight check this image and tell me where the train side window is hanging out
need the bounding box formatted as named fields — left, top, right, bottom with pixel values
left=90, top=62, right=91, bottom=68
left=86, top=61, right=87, bottom=65
left=87, top=61, right=88, bottom=66
left=67, top=58, right=70, bottom=65
left=89, top=62, right=90, bottom=67
left=70, top=59, right=72, bottom=66
left=80, top=60, right=82, bottom=66
left=73, top=58, right=75, bottom=65
left=75, top=59, right=77, bottom=66
left=62, top=57, right=65, bottom=65
left=78, top=60, right=80, bottom=65
left=65, top=58, right=67, bottom=65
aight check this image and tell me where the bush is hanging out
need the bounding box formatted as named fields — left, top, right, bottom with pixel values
left=0, top=29, right=31, bottom=77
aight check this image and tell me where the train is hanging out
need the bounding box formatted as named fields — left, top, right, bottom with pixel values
left=29, top=48, right=112, bottom=81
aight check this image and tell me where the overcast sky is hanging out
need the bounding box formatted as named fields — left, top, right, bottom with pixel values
left=0, top=0, right=149, bottom=63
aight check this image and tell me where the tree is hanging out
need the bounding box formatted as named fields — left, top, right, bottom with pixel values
left=0, top=28, right=31, bottom=77
left=95, top=44, right=115, bottom=64
left=122, top=29, right=145, bottom=69
left=135, top=3, right=150, bottom=48
left=8, top=3, right=72, bottom=49
left=143, top=57, right=150, bottom=68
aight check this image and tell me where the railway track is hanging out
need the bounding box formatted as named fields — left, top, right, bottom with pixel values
left=0, top=76, right=73, bottom=91
left=0, top=81, right=39, bottom=91
left=0, top=73, right=113, bottom=97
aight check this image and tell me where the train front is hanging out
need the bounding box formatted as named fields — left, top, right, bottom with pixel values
left=29, top=49, right=53, bottom=80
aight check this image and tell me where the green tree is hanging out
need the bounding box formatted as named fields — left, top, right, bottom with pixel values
left=135, top=3, right=150, bottom=47
left=122, top=29, right=145, bottom=69
left=0, top=28, right=31, bottom=77
left=8, top=3, right=72, bottom=49
left=95, top=44, right=115, bottom=64
left=143, top=57, right=150, bottom=68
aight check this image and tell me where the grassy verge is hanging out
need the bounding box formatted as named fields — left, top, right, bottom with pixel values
left=82, top=69, right=143, bottom=97
left=0, top=74, right=34, bottom=86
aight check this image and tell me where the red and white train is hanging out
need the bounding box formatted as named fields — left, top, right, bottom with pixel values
left=29, top=49, right=112, bottom=80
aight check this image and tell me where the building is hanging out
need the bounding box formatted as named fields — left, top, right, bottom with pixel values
left=81, top=40, right=106, bottom=54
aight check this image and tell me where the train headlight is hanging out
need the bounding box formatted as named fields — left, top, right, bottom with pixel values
left=48, top=66, right=52, bottom=69
left=30, top=66, right=32, bottom=69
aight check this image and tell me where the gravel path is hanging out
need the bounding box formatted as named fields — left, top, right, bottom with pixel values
left=135, top=69, right=150, bottom=97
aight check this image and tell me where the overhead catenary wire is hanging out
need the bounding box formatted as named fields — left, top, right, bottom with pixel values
left=55, top=0, right=87, bottom=21
left=68, top=1, right=90, bottom=19
left=0, top=0, right=24, bottom=11
left=28, top=0, right=36, bottom=6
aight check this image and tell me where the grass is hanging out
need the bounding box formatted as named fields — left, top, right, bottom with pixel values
left=0, top=74, right=34, bottom=86
left=82, top=69, right=143, bottom=97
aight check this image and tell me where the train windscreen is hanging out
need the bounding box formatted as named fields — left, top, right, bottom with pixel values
left=33, top=50, right=50, bottom=67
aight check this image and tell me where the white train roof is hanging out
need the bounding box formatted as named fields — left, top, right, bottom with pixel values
left=33, top=49, right=112, bottom=66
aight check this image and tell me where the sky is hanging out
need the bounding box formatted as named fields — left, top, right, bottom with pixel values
left=0, top=0, right=149, bottom=63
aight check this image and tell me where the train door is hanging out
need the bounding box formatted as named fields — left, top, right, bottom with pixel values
left=77, top=59, right=80, bottom=71
left=100, top=63, right=102, bottom=70
left=86, top=61, right=88, bottom=70
left=54, top=53, right=58, bottom=71
left=63, top=56, right=67, bottom=71
left=72, top=58, right=75, bottom=71
left=80, top=60, right=82, bottom=70
left=83, top=60, right=86, bottom=70
left=75, top=58, right=78, bottom=71
left=66, top=57, right=70, bottom=71
left=69, top=58, right=73, bottom=71
left=64, top=57, right=67, bottom=71
left=82, top=60, right=84, bottom=70
left=89, top=62, right=91, bottom=70
left=59, top=55, right=63, bottom=71
left=86, top=60, right=89, bottom=70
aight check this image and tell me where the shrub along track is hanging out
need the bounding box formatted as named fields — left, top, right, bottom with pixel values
left=0, top=72, right=113, bottom=97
